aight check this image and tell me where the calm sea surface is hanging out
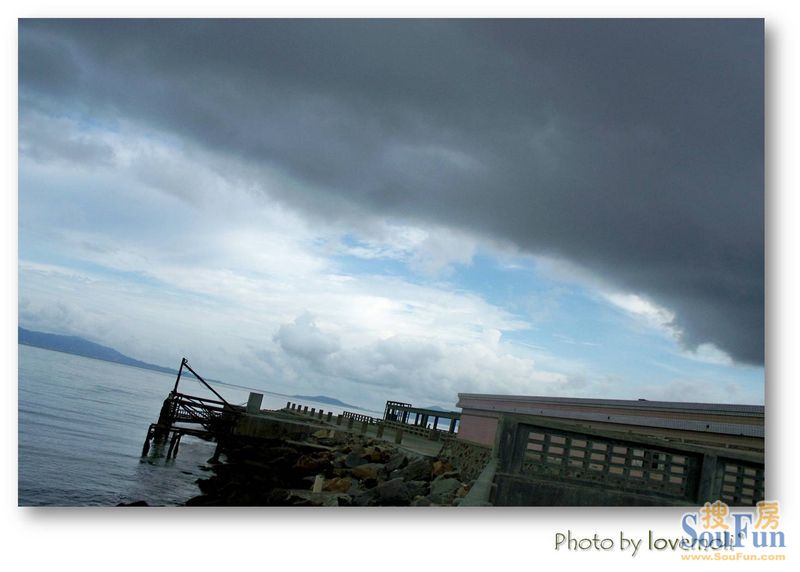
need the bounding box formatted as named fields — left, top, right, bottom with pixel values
left=18, top=344, right=375, bottom=506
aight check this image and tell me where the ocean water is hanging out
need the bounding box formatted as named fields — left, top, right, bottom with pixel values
left=18, top=344, right=374, bottom=506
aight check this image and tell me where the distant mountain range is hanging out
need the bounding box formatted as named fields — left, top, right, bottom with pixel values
left=18, top=327, right=178, bottom=375
left=291, top=394, right=359, bottom=409
left=424, top=405, right=456, bottom=413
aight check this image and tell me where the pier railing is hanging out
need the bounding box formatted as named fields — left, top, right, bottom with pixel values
left=284, top=401, right=459, bottom=444
left=341, top=411, right=380, bottom=424
left=168, top=392, right=241, bottom=432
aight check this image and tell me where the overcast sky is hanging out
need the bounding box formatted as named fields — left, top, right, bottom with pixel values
left=18, top=19, right=764, bottom=409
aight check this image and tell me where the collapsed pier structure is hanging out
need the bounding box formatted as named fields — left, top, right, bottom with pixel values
left=140, top=358, right=244, bottom=460
left=141, top=360, right=765, bottom=506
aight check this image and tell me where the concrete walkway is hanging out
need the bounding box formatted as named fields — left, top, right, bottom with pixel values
left=276, top=410, right=445, bottom=458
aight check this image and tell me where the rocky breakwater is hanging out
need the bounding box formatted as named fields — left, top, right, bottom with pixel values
left=186, top=430, right=472, bottom=507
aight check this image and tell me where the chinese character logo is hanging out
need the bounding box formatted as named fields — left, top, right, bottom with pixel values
left=700, top=500, right=730, bottom=530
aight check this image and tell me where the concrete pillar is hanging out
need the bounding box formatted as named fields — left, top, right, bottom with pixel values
left=347, top=418, right=354, bottom=429
left=286, top=401, right=291, bottom=409
left=434, top=416, right=439, bottom=430
left=376, top=424, right=384, bottom=438
left=310, top=408, right=316, bottom=416
left=318, top=409, right=324, bottom=419
left=336, top=414, right=343, bottom=426
left=449, top=417, right=457, bottom=433
left=697, top=454, right=722, bottom=503
left=303, top=406, right=308, bottom=414
left=327, top=412, right=333, bottom=423
left=395, top=428, right=403, bottom=444
left=246, top=392, right=263, bottom=414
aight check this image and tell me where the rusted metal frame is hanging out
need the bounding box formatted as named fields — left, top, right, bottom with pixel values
left=172, top=357, right=231, bottom=407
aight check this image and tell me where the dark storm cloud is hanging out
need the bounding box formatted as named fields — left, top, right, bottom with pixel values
left=18, top=19, right=764, bottom=364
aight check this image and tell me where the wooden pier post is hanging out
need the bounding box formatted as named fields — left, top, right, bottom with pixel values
left=140, top=426, right=153, bottom=457
left=211, top=438, right=224, bottom=463
left=167, top=432, right=179, bottom=459
left=171, top=434, right=182, bottom=458
left=153, top=396, right=174, bottom=442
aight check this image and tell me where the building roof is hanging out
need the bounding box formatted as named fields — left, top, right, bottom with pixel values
left=457, top=393, right=763, bottom=415
left=456, top=393, right=764, bottom=437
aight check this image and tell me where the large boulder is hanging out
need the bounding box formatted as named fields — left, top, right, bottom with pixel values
left=374, top=478, right=413, bottom=506
left=293, top=453, right=330, bottom=473
left=362, top=446, right=386, bottom=463
left=262, top=445, right=299, bottom=459
left=429, top=477, right=462, bottom=504
left=351, top=488, right=378, bottom=507
left=385, top=452, right=408, bottom=473
left=286, top=490, right=348, bottom=507
left=431, top=460, right=454, bottom=477
left=351, top=462, right=385, bottom=481
left=411, top=496, right=433, bottom=507
left=322, top=477, right=352, bottom=493
left=344, top=451, right=368, bottom=468
left=405, top=480, right=429, bottom=499
left=399, top=458, right=433, bottom=482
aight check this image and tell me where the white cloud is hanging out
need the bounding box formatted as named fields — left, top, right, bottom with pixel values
left=603, top=291, right=677, bottom=333
left=17, top=107, right=758, bottom=409
left=274, top=313, right=340, bottom=363
left=681, top=343, right=734, bottom=366
left=18, top=119, right=567, bottom=408
left=407, top=228, right=477, bottom=277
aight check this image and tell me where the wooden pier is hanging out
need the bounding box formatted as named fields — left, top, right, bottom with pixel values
left=141, top=358, right=243, bottom=460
